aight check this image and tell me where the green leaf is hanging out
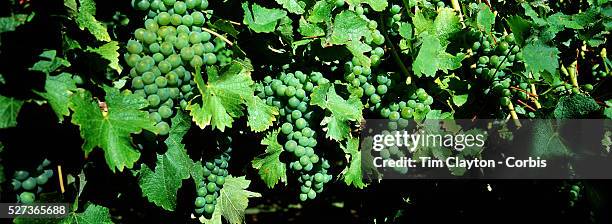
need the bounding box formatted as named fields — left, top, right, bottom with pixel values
left=553, top=94, right=600, bottom=119
left=242, top=2, right=288, bottom=33
left=0, top=95, right=23, bottom=129
left=522, top=41, right=560, bottom=75
left=398, top=22, right=412, bottom=39
left=275, top=0, right=305, bottom=14
left=308, top=1, right=334, bottom=23
left=506, top=16, right=531, bottom=46
left=330, top=10, right=370, bottom=45
left=452, top=94, right=468, bottom=106
left=413, top=34, right=463, bottom=77
left=0, top=14, right=30, bottom=33
left=476, top=3, right=495, bottom=34
left=276, top=16, right=294, bottom=43
left=34, top=73, right=77, bottom=122
left=252, top=129, right=287, bottom=188
left=521, top=2, right=547, bottom=26
left=139, top=112, right=193, bottom=211
left=298, top=18, right=325, bottom=37
left=433, top=8, right=461, bottom=45
left=211, top=20, right=240, bottom=38
left=311, top=83, right=363, bottom=141
left=340, top=137, right=366, bottom=189
left=412, top=11, right=433, bottom=36
left=61, top=204, right=113, bottom=224
left=245, top=96, right=278, bottom=132
left=346, top=0, right=388, bottom=11
left=86, top=41, right=122, bottom=74
left=69, top=87, right=158, bottom=172
left=30, top=50, right=71, bottom=74
left=188, top=61, right=254, bottom=131
left=529, top=120, right=572, bottom=158
left=605, top=100, right=612, bottom=119
left=199, top=176, right=262, bottom=224
left=71, top=0, right=111, bottom=42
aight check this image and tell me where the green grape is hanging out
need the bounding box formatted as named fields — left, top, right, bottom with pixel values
left=150, top=112, right=162, bottom=123
left=35, top=174, right=48, bottom=185
left=181, top=47, right=195, bottom=61
left=19, top=192, right=35, bottom=204
left=148, top=95, right=161, bottom=107
left=173, top=1, right=187, bottom=14
left=295, top=118, right=307, bottom=130
left=157, top=12, right=171, bottom=25
left=204, top=204, right=215, bottom=214
left=195, top=197, right=206, bottom=208
left=127, top=40, right=143, bottom=54
left=281, top=123, right=293, bottom=135
left=155, top=76, right=168, bottom=88
left=159, top=105, right=173, bottom=119
left=22, top=177, right=37, bottom=191
left=390, top=4, right=401, bottom=14
left=14, top=171, right=29, bottom=181
left=156, top=121, right=170, bottom=135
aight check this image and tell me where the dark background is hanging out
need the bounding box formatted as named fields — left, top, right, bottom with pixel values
left=0, top=0, right=610, bottom=223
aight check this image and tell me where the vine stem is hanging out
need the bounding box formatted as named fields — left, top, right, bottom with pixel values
left=517, top=99, right=536, bottom=112
left=507, top=103, right=521, bottom=127
left=527, top=73, right=542, bottom=109
left=378, top=15, right=412, bottom=84
left=451, top=0, right=466, bottom=27
left=569, top=60, right=580, bottom=91
left=202, top=27, right=233, bottom=46
left=58, top=165, right=65, bottom=193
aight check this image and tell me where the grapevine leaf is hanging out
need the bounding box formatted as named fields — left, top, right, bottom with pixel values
left=61, top=204, right=113, bottom=224
left=298, top=18, right=325, bottom=37
left=553, top=94, right=600, bottom=119
left=308, top=0, right=334, bottom=23
left=312, top=83, right=363, bottom=141
left=340, top=137, right=366, bottom=189
left=86, top=41, right=122, bottom=74
left=521, top=2, right=547, bottom=26
left=188, top=60, right=254, bottom=131
left=245, top=96, right=279, bottom=132
left=200, top=176, right=262, bottom=224
left=0, top=95, right=23, bottom=129
left=605, top=100, right=612, bottom=119
left=398, top=22, right=412, bottom=39
left=413, top=34, right=463, bottom=77
left=413, top=8, right=460, bottom=44
left=30, top=50, right=71, bottom=74
left=69, top=87, right=158, bottom=172
left=242, top=2, right=288, bottom=33
left=211, top=20, right=240, bottom=38
left=506, top=16, right=531, bottom=45
left=452, top=94, right=468, bottom=107
left=34, top=73, right=77, bottom=122
left=433, top=8, right=461, bottom=45
left=275, top=0, right=305, bottom=14
left=346, top=41, right=372, bottom=68
left=529, top=120, right=572, bottom=158
left=0, top=14, right=30, bottom=33
left=139, top=112, right=193, bottom=211
left=522, top=41, right=560, bottom=75
left=71, top=0, right=111, bottom=42
left=252, top=129, right=287, bottom=188
left=476, top=3, right=495, bottom=34
left=330, top=10, right=370, bottom=45
left=346, top=0, right=388, bottom=11
left=276, top=16, right=294, bottom=43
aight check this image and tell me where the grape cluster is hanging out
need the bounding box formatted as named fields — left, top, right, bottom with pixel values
left=591, top=63, right=609, bottom=79
left=380, top=88, right=433, bottom=121
left=257, top=71, right=332, bottom=201
left=126, top=0, right=231, bottom=135
left=470, top=33, right=530, bottom=109
left=343, top=58, right=390, bottom=110
left=10, top=159, right=54, bottom=204
left=378, top=144, right=408, bottom=174
left=194, top=136, right=231, bottom=217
